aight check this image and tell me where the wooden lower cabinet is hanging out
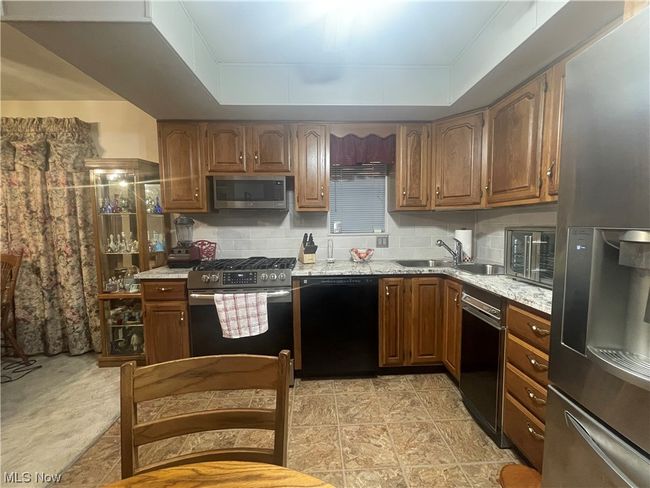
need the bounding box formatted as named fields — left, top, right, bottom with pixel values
left=142, top=280, right=190, bottom=365
left=378, top=277, right=442, bottom=366
left=442, top=279, right=462, bottom=380
left=503, top=303, right=552, bottom=470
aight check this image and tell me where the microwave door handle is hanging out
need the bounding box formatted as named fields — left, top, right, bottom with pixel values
left=524, top=235, right=532, bottom=279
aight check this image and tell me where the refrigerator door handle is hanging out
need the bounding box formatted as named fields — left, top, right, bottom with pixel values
left=565, top=411, right=644, bottom=488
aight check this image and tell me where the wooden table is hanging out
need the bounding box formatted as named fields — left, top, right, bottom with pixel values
left=104, top=461, right=335, bottom=488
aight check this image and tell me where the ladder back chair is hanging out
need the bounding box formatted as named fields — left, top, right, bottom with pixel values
left=120, top=350, right=291, bottom=478
left=1, top=250, right=27, bottom=363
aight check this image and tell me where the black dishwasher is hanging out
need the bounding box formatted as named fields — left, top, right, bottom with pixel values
left=299, top=276, right=378, bottom=377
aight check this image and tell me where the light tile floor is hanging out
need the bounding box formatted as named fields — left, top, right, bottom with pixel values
left=59, top=373, right=520, bottom=487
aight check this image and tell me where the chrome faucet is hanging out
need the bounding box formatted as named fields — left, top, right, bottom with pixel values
left=436, top=238, right=464, bottom=266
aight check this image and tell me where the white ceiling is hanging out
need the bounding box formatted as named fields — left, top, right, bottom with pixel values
left=0, top=23, right=120, bottom=100
left=182, top=1, right=505, bottom=66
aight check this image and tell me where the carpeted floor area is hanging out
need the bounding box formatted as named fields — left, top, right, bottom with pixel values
left=1, top=353, right=119, bottom=487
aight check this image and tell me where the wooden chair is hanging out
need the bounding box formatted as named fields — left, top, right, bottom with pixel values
left=120, top=350, right=291, bottom=478
left=499, top=464, right=542, bottom=488
left=1, top=250, right=28, bottom=363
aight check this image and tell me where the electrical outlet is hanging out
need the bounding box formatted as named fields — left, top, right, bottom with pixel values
left=376, top=235, right=389, bottom=248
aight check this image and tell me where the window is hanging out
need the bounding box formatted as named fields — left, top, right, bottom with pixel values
left=329, top=163, right=386, bottom=234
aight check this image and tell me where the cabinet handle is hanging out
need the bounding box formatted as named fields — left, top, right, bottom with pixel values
left=321, top=185, right=324, bottom=198
left=485, top=183, right=489, bottom=192
left=194, top=187, right=199, bottom=199
left=402, top=189, right=407, bottom=196
left=156, top=287, right=172, bottom=292
left=239, top=152, right=244, bottom=162
left=436, top=186, right=440, bottom=196
left=527, top=322, right=550, bottom=337
left=526, top=354, right=548, bottom=372
left=527, top=423, right=545, bottom=441
left=525, top=387, right=547, bottom=406
left=547, top=160, right=556, bottom=177
left=385, top=286, right=390, bottom=296
left=254, top=152, right=259, bottom=160
left=454, top=295, right=458, bottom=303
left=180, top=311, right=185, bottom=322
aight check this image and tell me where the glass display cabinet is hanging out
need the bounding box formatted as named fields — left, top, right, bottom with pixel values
left=86, top=159, right=170, bottom=366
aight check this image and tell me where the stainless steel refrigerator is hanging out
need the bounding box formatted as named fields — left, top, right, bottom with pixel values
left=542, top=9, right=650, bottom=487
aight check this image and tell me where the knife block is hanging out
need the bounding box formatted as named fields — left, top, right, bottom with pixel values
left=298, top=245, right=316, bottom=264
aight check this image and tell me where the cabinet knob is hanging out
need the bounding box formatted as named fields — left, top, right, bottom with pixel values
left=402, top=190, right=406, bottom=196
left=239, top=152, right=244, bottom=162
left=180, top=311, right=185, bottom=322
left=254, top=152, right=259, bottom=161
left=547, top=160, right=556, bottom=177
left=194, top=187, right=199, bottom=199
left=454, top=295, right=458, bottom=303
left=436, top=186, right=440, bottom=196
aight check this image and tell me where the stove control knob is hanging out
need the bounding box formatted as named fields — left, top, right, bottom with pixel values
left=269, top=273, right=278, bottom=281
left=201, top=274, right=210, bottom=283
left=278, top=272, right=287, bottom=281
left=210, top=274, right=219, bottom=282
left=260, top=273, right=269, bottom=281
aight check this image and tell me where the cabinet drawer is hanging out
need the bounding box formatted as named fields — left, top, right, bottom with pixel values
left=503, top=392, right=545, bottom=470
left=507, top=304, right=551, bottom=353
left=506, top=333, right=549, bottom=386
left=143, top=280, right=187, bottom=301
left=505, top=362, right=547, bottom=422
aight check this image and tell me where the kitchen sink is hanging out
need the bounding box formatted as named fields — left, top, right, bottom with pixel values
left=394, top=259, right=453, bottom=268
left=454, top=263, right=505, bottom=275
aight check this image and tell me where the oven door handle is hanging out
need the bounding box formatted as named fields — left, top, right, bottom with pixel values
left=189, top=290, right=291, bottom=305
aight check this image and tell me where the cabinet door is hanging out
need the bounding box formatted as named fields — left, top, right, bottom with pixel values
left=144, top=301, right=189, bottom=365
left=205, top=123, right=246, bottom=174
left=250, top=124, right=291, bottom=173
left=396, top=124, right=430, bottom=209
left=442, top=280, right=462, bottom=380
left=379, top=278, right=406, bottom=366
left=158, top=122, right=207, bottom=212
left=408, top=277, right=443, bottom=365
left=487, top=75, right=546, bottom=205
left=295, top=124, right=329, bottom=210
left=542, top=63, right=565, bottom=198
left=434, top=112, right=484, bottom=207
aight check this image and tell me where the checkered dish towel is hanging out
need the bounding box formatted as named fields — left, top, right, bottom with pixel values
left=213, top=293, right=269, bottom=338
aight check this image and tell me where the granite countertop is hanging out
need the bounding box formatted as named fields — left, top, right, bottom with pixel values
left=136, top=261, right=552, bottom=315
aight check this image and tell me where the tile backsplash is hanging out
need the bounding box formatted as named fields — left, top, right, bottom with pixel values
left=185, top=190, right=476, bottom=261
left=474, top=204, right=558, bottom=265
left=181, top=190, right=557, bottom=264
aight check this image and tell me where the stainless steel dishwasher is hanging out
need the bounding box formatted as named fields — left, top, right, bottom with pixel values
left=459, top=284, right=509, bottom=448
left=298, top=276, right=379, bottom=378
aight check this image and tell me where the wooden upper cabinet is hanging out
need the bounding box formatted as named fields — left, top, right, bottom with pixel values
left=487, top=74, right=546, bottom=205
left=434, top=112, right=484, bottom=208
left=542, top=63, right=565, bottom=198
left=295, top=124, right=329, bottom=211
left=409, top=277, right=443, bottom=364
left=205, top=123, right=246, bottom=174
left=442, top=279, right=462, bottom=380
left=144, top=300, right=189, bottom=365
left=249, top=124, right=291, bottom=173
left=395, top=124, right=430, bottom=209
left=158, top=122, right=207, bottom=212
left=379, top=278, right=405, bottom=367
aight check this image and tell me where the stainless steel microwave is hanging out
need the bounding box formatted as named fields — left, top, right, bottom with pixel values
left=505, top=227, right=556, bottom=288
left=212, top=176, right=287, bottom=210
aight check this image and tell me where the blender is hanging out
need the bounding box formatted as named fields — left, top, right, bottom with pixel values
left=167, top=216, right=201, bottom=268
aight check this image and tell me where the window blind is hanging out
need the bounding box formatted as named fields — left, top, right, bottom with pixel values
left=329, top=164, right=386, bottom=234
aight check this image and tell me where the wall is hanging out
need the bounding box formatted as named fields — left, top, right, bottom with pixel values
left=187, top=189, right=477, bottom=261
left=474, top=203, right=558, bottom=264
left=0, top=100, right=158, bottom=162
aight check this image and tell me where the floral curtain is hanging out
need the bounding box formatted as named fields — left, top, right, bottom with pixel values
left=0, top=117, right=101, bottom=355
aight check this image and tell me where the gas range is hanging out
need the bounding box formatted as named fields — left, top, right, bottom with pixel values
left=187, top=257, right=296, bottom=290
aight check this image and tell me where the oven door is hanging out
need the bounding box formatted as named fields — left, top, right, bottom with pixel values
left=188, top=289, right=293, bottom=357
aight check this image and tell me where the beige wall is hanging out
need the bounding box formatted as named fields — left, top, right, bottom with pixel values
left=0, top=100, right=158, bottom=162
